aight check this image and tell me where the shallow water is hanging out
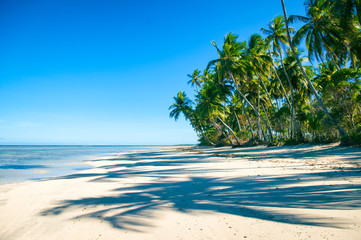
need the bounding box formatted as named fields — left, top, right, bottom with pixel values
left=0, top=145, right=152, bottom=185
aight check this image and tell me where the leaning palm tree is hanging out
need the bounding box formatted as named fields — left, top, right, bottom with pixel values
left=328, top=0, right=361, bottom=67
left=261, top=16, right=297, bottom=139
left=245, top=34, right=281, bottom=136
left=231, top=93, right=255, bottom=139
left=187, top=69, right=203, bottom=90
left=280, top=0, right=348, bottom=138
left=289, top=0, right=342, bottom=69
left=196, top=81, right=242, bottom=145
left=169, top=91, right=193, bottom=121
left=207, top=33, right=274, bottom=142
left=169, top=91, right=216, bottom=146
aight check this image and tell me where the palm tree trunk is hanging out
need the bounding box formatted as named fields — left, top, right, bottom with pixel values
left=229, top=73, right=274, bottom=142
left=233, top=110, right=244, bottom=139
left=261, top=103, right=277, bottom=138
left=274, top=54, right=304, bottom=140
left=259, top=75, right=286, bottom=139
left=270, top=56, right=297, bottom=139
left=202, top=133, right=216, bottom=146
left=240, top=97, right=255, bottom=139
left=211, top=119, right=233, bottom=145
left=216, top=116, right=242, bottom=145
left=190, top=117, right=216, bottom=146
left=269, top=52, right=291, bottom=106
left=256, top=72, right=278, bottom=115
left=281, top=0, right=348, bottom=138
left=349, top=111, right=356, bottom=129
left=278, top=49, right=296, bottom=139
left=257, top=78, right=261, bottom=139
left=196, top=127, right=216, bottom=146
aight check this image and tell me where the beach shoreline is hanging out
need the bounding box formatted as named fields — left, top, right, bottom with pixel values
left=0, top=145, right=167, bottom=186
left=0, top=144, right=360, bottom=240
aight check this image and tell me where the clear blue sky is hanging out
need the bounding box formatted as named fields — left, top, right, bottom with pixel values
left=0, top=0, right=305, bottom=145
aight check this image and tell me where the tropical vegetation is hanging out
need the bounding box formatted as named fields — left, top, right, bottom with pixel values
left=169, top=0, right=361, bottom=146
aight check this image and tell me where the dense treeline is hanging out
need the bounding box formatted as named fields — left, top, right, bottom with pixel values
left=169, top=0, right=361, bottom=146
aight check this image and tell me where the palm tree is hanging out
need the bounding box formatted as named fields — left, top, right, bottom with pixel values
left=261, top=16, right=297, bottom=139
left=289, top=0, right=342, bottom=69
left=245, top=34, right=282, bottom=137
left=187, top=69, right=203, bottom=90
left=230, top=93, right=255, bottom=139
left=169, top=91, right=216, bottom=146
left=170, top=0, right=358, bottom=145
left=330, top=0, right=361, bottom=27
left=169, top=91, right=193, bottom=121
left=315, top=64, right=361, bottom=130
left=196, top=81, right=242, bottom=145
left=281, top=51, right=313, bottom=139
left=280, top=0, right=348, bottom=138
left=328, top=0, right=361, bottom=67
left=207, top=33, right=274, bottom=142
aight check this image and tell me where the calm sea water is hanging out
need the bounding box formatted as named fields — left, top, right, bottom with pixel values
left=0, top=145, right=153, bottom=185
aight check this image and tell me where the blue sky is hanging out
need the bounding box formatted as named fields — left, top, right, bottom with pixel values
left=0, top=0, right=305, bottom=145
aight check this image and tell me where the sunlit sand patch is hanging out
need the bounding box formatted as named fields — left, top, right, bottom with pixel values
left=67, top=162, right=91, bottom=166
left=33, top=170, right=49, bottom=174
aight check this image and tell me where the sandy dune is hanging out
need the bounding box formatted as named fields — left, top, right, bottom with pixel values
left=0, top=143, right=360, bottom=240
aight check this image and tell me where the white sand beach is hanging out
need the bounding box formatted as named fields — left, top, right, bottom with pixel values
left=0, top=143, right=361, bottom=240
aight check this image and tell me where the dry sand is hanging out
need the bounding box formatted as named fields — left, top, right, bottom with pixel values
left=0, top=143, right=361, bottom=240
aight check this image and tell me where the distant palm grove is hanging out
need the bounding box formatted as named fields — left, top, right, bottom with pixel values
left=169, top=0, right=361, bottom=146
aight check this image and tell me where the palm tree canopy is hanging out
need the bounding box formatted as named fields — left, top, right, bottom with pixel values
left=289, top=0, right=341, bottom=63
left=261, top=15, right=295, bottom=56
left=187, top=69, right=203, bottom=89
left=169, top=91, right=193, bottom=121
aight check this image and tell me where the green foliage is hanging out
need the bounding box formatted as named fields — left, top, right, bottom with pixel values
left=317, top=67, right=361, bottom=130
left=170, top=0, right=361, bottom=146
left=341, top=127, right=361, bottom=146
left=169, top=91, right=193, bottom=121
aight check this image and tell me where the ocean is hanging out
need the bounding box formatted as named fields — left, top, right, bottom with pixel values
left=0, top=145, right=152, bottom=185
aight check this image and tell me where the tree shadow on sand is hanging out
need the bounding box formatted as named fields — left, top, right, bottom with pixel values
left=41, top=148, right=361, bottom=231
left=194, top=144, right=361, bottom=162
